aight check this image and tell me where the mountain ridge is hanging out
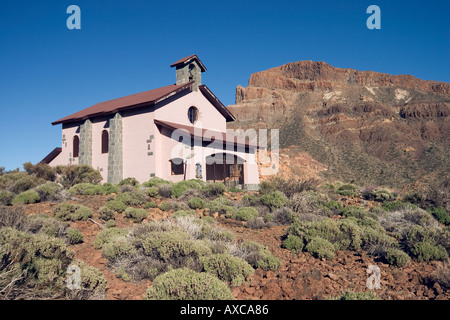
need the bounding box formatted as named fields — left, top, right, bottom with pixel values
left=228, top=60, right=450, bottom=188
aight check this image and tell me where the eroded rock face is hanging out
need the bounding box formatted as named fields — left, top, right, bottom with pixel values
left=228, top=61, right=450, bottom=187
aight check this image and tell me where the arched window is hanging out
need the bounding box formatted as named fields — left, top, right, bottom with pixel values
left=195, top=163, right=202, bottom=179
left=73, top=135, right=79, bottom=158
left=101, top=130, right=109, bottom=154
left=188, top=106, right=198, bottom=124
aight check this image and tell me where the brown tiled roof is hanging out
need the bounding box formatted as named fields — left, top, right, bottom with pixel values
left=154, top=119, right=258, bottom=148
left=170, top=54, right=207, bottom=72
left=40, top=147, right=62, bottom=164
left=52, top=82, right=193, bottom=125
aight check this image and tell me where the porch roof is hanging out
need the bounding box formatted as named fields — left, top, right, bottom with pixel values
left=154, top=119, right=260, bottom=148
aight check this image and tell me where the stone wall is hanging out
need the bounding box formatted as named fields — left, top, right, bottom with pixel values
left=107, top=113, right=123, bottom=184
left=175, top=60, right=202, bottom=91
left=78, top=119, right=92, bottom=165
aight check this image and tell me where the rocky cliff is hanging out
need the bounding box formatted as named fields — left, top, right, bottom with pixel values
left=228, top=61, right=450, bottom=187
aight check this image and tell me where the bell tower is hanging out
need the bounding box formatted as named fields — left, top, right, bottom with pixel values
left=170, top=54, right=207, bottom=91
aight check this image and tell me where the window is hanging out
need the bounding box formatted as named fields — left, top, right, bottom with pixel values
left=171, top=158, right=184, bottom=175
left=188, top=106, right=198, bottom=124
left=188, top=63, right=195, bottom=82
left=101, top=130, right=109, bottom=154
left=73, top=135, right=79, bottom=158
left=195, top=163, right=202, bottom=179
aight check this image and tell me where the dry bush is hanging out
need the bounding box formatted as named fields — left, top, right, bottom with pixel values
left=0, top=205, right=27, bottom=230
left=434, top=262, right=450, bottom=291
left=174, top=215, right=203, bottom=239
left=55, top=165, right=102, bottom=189
left=23, top=162, right=56, bottom=182
left=246, top=217, right=275, bottom=229
left=379, top=207, right=440, bottom=235
left=426, top=179, right=450, bottom=211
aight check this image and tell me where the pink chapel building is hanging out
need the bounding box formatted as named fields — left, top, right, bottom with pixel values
left=42, top=55, right=260, bottom=189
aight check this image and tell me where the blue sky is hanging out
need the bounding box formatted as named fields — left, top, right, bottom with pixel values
left=0, top=0, right=449, bottom=170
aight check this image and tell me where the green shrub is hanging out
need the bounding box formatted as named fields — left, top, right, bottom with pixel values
left=238, top=240, right=281, bottom=271
left=411, top=240, right=448, bottom=262
left=119, top=177, right=140, bottom=187
left=145, top=268, right=233, bottom=300
left=141, top=230, right=211, bottom=268
left=171, top=180, right=204, bottom=198
left=74, top=205, right=93, bottom=221
left=24, top=214, right=68, bottom=238
left=69, top=183, right=105, bottom=196
left=71, top=259, right=108, bottom=299
left=324, top=200, right=343, bottom=211
left=202, top=216, right=215, bottom=224
left=146, top=186, right=159, bottom=197
left=66, top=228, right=84, bottom=244
left=241, top=194, right=261, bottom=206
left=402, top=192, right=426, bottom=206
left=258, top=180, right=277, bottom=195
left=202, top=254, right=254, bottom=286
left=173, top=210, right=196, bottom=218
left=360, top=227, right=396, bottom=256
left=102, top=236, right=136, bottom=261
left=116, top=266, right=132, bottom=282
left=256, top=254, right=281, bottom=271
left=55, top=165, right=102, bottom=188
left=35, top=182, right=62, bottom=201
left=0, top=227, right=73, bottom=295
left=105, top=199, right=127, bottom=213
left=159, top=202, right=170, bottom=211
left=94, top=227, right=128, bottom=249
left=286, top=218, right=362, bottom=252
left=384, top=248, right=410, bottom=267
left=235, top=207, right=258, bottom=221
left=336, top=184, right=358, bottom=196
left=382, top=201, right=418, bottom=212
left=404, top=226, right=449, bottom=262
left=145, top=201, right=157, bottom=209
left=12, top=190, right=40, bottom=205
left=142, top=177, right=172, bottom=188
left=207, top=198, right=237, bottom=217
left=115, top=190, right=146, bottom=206
left=428, top=207, right=450, bottom=225
left=158, top=200, right=186, bottom=212
left=228, top=186, right=242, bottom=192
left=305, top=237, right=336, bottom=260
left=208, top=228, right=235, bottom=243
left=106, top=219, right=116, bottom=228
left=98, top=206, right=115, bottom=221
left=102, top=183, right=119, bottom=194
left=282, top=234, right=304, bottom=253
left=202, top=182, right=226, bottom=197
left=9, top=173, right=43, bottom=194
left=124, top=207, right=148, bottom=223
left=0, top=190, right=14, bottom=205
left=341, top=207, right=379, bottom=226
left=362, top=187, right=396, bottom=202
left=188, top=197, right=206, bottom=210
left=260, top=191, right=288, bottom=211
